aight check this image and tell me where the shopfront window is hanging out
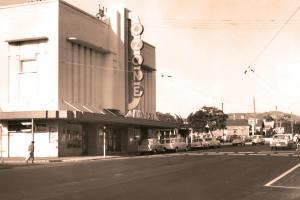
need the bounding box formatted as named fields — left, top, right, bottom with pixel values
left=61, top=124, right=83, bottom=148
left=129, top=128, right=141, bottom=145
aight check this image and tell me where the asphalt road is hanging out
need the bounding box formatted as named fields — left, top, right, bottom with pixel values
left=1, top=145, right=300, bottom=200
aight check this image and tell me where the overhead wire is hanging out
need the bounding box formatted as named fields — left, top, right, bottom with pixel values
left=243, top=4, right=300, bottom=108
left=140, top=18, right=300, bottom=30
left=248, top=5, right=300, bottom=66
left=159, top=71, right=253, bottom=110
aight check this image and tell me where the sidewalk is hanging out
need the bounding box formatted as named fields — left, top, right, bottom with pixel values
left=0, top=155, right=128, bottom=167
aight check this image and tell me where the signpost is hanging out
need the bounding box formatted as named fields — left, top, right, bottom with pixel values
left=103, top=126, right=106, bottom=158
left=0, top=125, right=3, bottom=164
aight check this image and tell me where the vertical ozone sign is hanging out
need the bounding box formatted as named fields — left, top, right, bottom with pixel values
left=128, top=12, right=144, bottom=110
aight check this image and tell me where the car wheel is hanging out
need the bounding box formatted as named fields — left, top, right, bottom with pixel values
left=175, top=147, right=178, bottom=152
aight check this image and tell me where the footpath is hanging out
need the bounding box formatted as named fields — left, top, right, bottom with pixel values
left=0, top=154, right=139, bottom=169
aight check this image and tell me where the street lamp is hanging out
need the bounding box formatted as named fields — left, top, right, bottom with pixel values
left=102, top=126, right=107, bottom=158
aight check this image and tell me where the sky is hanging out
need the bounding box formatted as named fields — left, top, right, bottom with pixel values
left=2, top=0, right=300, bottom=117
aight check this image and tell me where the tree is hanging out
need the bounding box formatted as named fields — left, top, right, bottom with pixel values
left=264, top=115, right=274, bottom=122
left=187, top=106, right=228, bottom=132
left=156, top=112, right=177, bottom=123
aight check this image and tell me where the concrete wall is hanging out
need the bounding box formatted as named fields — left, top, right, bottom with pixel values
left=142, top=43, right=156, bottom=70
left=0, top=120, right=58, bottom=158
left=0, top=1, right=59, bottom=111
left=58, top=2, right=127, bottom=114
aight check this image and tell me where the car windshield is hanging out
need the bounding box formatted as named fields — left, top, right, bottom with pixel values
left=193, top=138, right=202, bottom=142
left=232, top=135, right=240, bottom=139
left=141, top=139, right=151, bottom=145
left=162, top=139, right=170, bottom=144
left=273, top=135, right=285, bottom=140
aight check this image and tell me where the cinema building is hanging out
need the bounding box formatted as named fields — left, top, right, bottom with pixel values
left=0, top=0, right=177, bottom=157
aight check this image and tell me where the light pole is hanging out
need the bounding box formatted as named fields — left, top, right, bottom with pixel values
left=0, top=125, right=3, bottom=164
left=103, top=126, right=106, bottom=158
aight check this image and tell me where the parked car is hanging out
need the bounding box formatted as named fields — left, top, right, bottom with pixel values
left=205, top=137, right=221, bottom=148
left=216, top=136, right=225, bottom=143
left=251, top=135, right=265, bottom=145
left=231, top=135, right=245, bottom=146
left=190, top=137, right=206, bottom=150
left=270, top=134, right=294, bottom=150
left=161, top=138, right=189, bottom=152
left=138, top=138, right=165, bottom=154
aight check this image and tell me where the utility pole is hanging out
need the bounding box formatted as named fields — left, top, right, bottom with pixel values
left=252, top=98, right=256, bottom=136
left=275, top=105, right=278, bottom=129
left=222, top=102, right=225, bottom=140
left=0, top=125, right=3, bottom=164
left=291, top=112, right=294, bottom=135
left=31, top=118, right=34, bottom=142
left=253, top=98, right=256, bottom=114
left=103, top=126, right=106, bottom=158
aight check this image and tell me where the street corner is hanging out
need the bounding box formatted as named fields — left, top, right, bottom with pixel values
left=265, top=163, right=300, bottom=189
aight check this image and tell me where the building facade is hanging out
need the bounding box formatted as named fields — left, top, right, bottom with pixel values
left=226, top=119, right=250, bottom=137
left=0, top=0, right=176, bottom=157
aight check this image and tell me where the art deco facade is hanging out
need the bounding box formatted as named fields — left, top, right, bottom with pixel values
left=0, top=0, right=176, bottom=157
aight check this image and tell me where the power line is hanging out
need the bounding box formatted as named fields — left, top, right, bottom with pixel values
left=249, top=5, right=300, bottom=67
left=159, top=72, right=253, bottom=109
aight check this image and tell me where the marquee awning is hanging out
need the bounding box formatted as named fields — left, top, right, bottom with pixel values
left=0, top=110, right=178, bottom=128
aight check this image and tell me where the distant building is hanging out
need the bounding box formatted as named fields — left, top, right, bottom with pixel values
left=262, top=120, right=275, bottom=135
left=226, top=119, right=250, bottom=136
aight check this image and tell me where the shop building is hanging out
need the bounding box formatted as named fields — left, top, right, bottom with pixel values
left=0, top=0, right=177, bottom=157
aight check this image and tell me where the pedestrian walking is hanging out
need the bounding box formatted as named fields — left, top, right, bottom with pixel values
left=26, top=141, right=35, bottom=164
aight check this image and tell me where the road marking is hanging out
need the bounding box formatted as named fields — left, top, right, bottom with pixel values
left=277, top=152, right=294, bottom=155
left=258, top=152, right=270, bottom=154
left=206, top=152, right=224, bottom=155
left=187, top=153, right=205, bottom=156
left=266, top=185, right=300, bottom=190
left=249, top=153, right=267, bottom=156
left=228, top=153, right=244, bottom=156
left=270, top=154, right=290, bottom=157
left=239, top=152, right=254, bottom=154
left=264, top=163, right=300, bottom=187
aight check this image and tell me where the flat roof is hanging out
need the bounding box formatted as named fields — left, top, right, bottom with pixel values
left=0, top=0, right=107, bottom=26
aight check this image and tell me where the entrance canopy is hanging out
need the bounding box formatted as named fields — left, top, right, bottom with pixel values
left=0, top=110, right=178, bottom=128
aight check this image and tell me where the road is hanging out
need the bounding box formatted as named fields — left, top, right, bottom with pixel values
left=1, top=145, right=300, bottom=200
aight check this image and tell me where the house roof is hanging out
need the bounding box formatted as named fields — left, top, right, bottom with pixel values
left=226, top=119, right=249, bottom=126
